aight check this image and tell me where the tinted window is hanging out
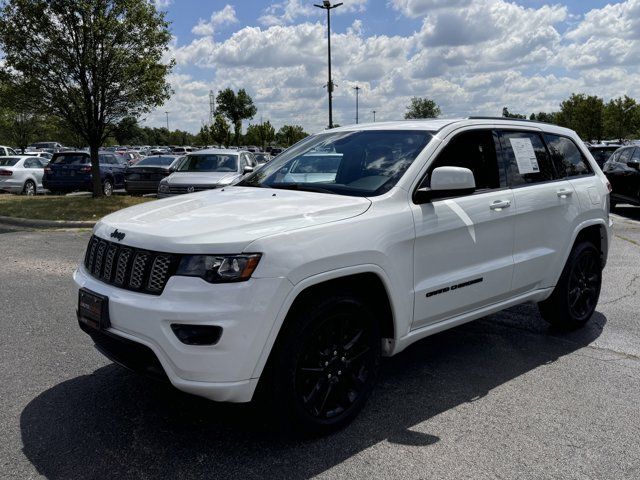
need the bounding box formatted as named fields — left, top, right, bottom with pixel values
left=177, top=154, right=239, bottom=172
left=136, top=156, right=176, bottom=166
left=544, top=134, right=593, bottom=177
left=239, top=130, right=433, bottom=197
left=0, top=158, right=19, bottom=166
left=618, top=148, right=633, bottom=163
left=51, top=154, right=89, bottom=165
left=430, top=129, right=504, bottom=190
left=501, top=131, right=556, bottom=186
left=24, top=159, right=40, bottom=168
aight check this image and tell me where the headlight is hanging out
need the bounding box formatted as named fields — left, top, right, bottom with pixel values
left=176, top=254, right=261, bottom=283
left=158, top=183, right=169, bottom=193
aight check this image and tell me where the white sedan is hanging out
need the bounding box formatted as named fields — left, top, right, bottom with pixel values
left=0, top=156, right=46, bottom=195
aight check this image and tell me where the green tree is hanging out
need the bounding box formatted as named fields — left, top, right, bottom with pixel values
left=277, top=125, right=308, bottom=147
left=195, top=124, right=212, bottom=146
left=245, top=121, right=276, bottom=150
left=502, top=107, right=527, bottom=119
left=603, top=96, right=639, bottom=142
left=0, top=0, right=173, bottom=196
left=404, top=97, right=441, bottom=119
left=114, top=116, right=144, bottom=146
left=556, top=93, right=605, bottom=141
left=211, top=114, right=232, bottom=147
left=529, top=112, right=558, bottom=124
left=215, top=88, right=257, bottom=146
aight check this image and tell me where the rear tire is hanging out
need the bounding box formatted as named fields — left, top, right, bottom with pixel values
left=538, top=241, right=602, bottom=330
left=263, top=293, right=381, bottom=436
left=102, top=179, right=113, bottom=197
left=22, top=180, right=36, bottom=196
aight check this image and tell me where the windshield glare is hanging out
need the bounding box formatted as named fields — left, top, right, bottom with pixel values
left=177, top=154, right=238, bottom=173
left=238, top=130, right=433, bottom=196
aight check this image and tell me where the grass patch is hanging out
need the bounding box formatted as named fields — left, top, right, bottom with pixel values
left=0, top=194, right=153, bottom=221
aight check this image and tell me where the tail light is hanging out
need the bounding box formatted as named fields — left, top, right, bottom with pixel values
left=80, top=166, right=92, bottom=173
left=606, top=180, right=612, bottom=193
left=0, top=169, right=12, bottom=176
left=44, top=167, right=52, bottom=174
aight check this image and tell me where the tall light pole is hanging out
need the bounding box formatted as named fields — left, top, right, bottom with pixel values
left=372, top=110, right=376, bottom=122
left=353, top=85, right=360, bottom=124
left=165, top=111, right=170, bottom=130
left=315, top=1, right=342, bottom=129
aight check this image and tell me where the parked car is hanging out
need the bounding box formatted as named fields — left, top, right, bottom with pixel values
left=124, top=155, right=183, bottom=195
left=602, top=145, right=640, bottom=208
left=23, top=151, right=53, bottom=163
left=269, top=147, right=284, bottom=156
left=170, top=146, right=194, bottom=155
left=588, top=144, right=622, bottom=168
left=157, top=149, right=255, bottom=197
left=27, top=142, right=63, bottom=153
left=0, top=145, right=18, bottom=157
left=43, top=151, right=125, bottom=196
left=74, top=118, right=611, bottom=435
left=0, top=156, right=45, bottom=195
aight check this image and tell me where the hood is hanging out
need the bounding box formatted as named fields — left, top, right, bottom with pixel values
left=94, top=186, right=372, bottom=254
left=165, top=171, right=239, bottom=186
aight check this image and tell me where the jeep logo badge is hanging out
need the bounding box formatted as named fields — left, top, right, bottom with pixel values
left=110, top=229, right=125, bottom=241
left=187, top=186, right=195, bottom=193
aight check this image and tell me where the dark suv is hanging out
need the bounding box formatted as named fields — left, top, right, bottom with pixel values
left=43, top=151, right=125, bottom=195
left=602, top=145, right=640, bottom=208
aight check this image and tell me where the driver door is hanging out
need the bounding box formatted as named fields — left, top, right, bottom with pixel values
left=410, top=128, right=515, bottom=329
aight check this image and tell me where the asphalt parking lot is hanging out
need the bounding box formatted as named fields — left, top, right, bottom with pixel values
left=1, top=209, right=639, bottom=480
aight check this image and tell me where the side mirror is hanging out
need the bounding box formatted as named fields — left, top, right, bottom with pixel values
left=414, top=166, right=476, bottom=204
left=243, top=165, right=254, bottom=174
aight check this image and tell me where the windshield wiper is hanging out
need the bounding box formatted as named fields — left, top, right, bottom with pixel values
left=270, top=183, right=337, bottom=195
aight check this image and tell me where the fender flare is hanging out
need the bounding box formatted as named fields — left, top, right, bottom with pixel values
left=250, top=263, right=398, bottom=379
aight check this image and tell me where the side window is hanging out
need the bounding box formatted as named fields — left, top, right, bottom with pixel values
left=618, top=148, right=633, bottom=163
left=609, top=150, right=621, bottom=163
left=428, top=129, right=505, bottom=191
left=24, top=159, right=37, bottom=168
left=630, top=148, right=640, bottom=162
left=500, top=131, right=556, bottom=186
left=544, top=134, right=593, bottom=178
left=7, top=148, right=17, bottom=155
left=0, top=148, right=5, bottom=157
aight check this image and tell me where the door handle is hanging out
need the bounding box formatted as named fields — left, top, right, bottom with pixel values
left=490, top=200, right=511, bottom=210
left=557, top=189, right=573, bottom=198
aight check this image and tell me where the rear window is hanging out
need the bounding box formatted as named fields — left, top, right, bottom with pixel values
left=51, top=154, right=89, bottom=165
left=136, top=156, right=176, bottom=166
left=544, top=135, right=593, bottom=177
left=0, top=158, right=19, bottom=166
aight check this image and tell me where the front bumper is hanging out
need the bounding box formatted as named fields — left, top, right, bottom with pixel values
left=73, top=264, right=293, bottom=402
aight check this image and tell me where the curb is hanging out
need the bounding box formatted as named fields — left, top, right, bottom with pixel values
left=0, top=215, right=95, bottom=229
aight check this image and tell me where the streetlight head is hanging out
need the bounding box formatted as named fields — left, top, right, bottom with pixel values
left=323, top=0, right=330, bottom=6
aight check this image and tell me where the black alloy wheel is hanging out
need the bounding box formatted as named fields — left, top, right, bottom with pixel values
left=294, top=311, right=376, bottom=421
left=566, top=247, right=601, bottom=322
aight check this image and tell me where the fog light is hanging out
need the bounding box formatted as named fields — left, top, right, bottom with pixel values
left=170, top=324, right=222, bottom=346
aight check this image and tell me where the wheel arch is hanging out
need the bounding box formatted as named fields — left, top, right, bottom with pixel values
left=251, top=265, right=398, bottom=381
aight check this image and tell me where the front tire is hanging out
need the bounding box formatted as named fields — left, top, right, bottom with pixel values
left=538, top=241, right=602, bottom=329
left=22, top=180, right=36, bottom=196
left=265, top=293, right=381, bottom=436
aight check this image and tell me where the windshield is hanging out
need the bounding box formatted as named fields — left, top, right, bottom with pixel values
left=176, top=154, right=238, bottom=172
left=238, top=130, right=433, bottom=196
left=51, top=154, right=89, bottom=165
left=136, top=156, right=176, bottom=167
left=0, top=158, right=20, bottom=166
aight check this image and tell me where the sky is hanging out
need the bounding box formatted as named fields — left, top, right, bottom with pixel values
left=145, top=0, right=640, bottom=134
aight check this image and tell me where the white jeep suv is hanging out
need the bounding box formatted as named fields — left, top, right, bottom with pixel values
left=74, top=118, right=612, bottom=434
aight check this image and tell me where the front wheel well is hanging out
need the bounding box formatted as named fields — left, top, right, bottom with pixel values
left=283, top=273, right=395, bottom=340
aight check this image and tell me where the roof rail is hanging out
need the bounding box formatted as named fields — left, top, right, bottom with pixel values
left=466, top=116, right=545, bottom=125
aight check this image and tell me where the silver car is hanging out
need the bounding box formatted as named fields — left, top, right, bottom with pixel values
left=157, top=149, right=256, bottom=197
left=0, top=156, right=46, bottom=195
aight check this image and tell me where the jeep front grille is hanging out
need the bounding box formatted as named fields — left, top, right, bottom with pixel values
left=83, top=235, right=180, bottom=295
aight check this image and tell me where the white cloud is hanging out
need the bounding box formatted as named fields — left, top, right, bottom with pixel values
left=151, top=0, right=640, bottom=135
left=152, top=0, right=173, bottom=9
left=259, top=0, right=367, bottom=27
left=191, top=4, right=238, bottom=37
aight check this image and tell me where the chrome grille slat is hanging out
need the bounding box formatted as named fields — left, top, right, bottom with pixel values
left=82, top=235, right=177, bottom=295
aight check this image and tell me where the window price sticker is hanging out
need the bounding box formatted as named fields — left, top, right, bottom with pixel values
left=509, top=138, right=539, bottom=174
